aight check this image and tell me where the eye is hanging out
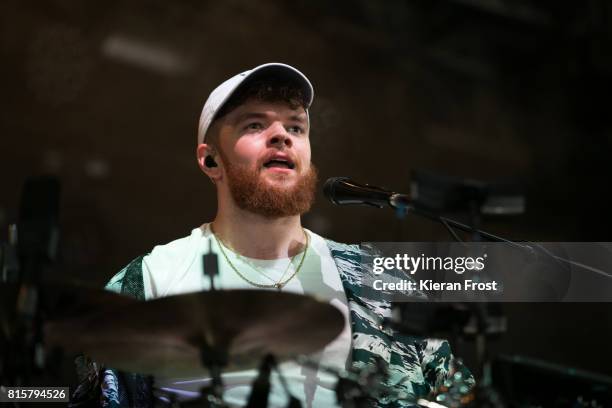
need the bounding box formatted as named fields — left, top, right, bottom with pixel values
left=245, top=122, right=264, bottom=132
left=287, top=125, right=304, bottom=135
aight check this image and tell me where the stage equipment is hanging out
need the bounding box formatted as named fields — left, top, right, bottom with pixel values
left=409, top=170, right=525, bottom=216
left=324, top=174, right=612, bottom=408
left=45, top=289, right=344, bottom=406
left=1, top=176, right=62, bottom=386
left=324, top=176, right=528, bottom=250
left=492, top=354, right=612, bottom=407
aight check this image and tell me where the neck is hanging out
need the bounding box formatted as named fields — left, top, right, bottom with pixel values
left=211, top=204, right=306, bottom=260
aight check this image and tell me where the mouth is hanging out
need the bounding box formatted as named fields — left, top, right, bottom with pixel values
left=262, top=156, right=295, bottom=170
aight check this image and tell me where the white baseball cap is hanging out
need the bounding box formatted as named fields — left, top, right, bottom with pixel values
left=197, top=62, right=314, bottom=145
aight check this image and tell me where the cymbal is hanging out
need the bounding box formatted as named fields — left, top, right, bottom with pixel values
left=45, top=289, right=344, bottom=378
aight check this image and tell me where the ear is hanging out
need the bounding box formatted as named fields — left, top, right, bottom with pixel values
left=196, top=143, right=223, bottom=183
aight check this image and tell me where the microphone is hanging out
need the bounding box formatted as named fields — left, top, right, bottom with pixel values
left=323, top=177, right=411, bottom=209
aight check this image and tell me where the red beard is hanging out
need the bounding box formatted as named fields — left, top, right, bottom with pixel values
left=222, top=157, right=318, bottom=218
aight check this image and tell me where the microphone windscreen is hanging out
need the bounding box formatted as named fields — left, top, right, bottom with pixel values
left=323, top=177, right=349, bottom=204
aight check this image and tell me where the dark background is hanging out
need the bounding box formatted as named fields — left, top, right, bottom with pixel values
left=1, top=0, right=611, bottom=385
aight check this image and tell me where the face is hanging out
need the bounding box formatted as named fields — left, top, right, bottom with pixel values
left=208, top=98, right=317, bottom=217
left=218, top=98, right=311, bottom=182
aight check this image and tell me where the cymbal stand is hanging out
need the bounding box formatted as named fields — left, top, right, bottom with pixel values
left=248, top=354, right=302, bottom=408
left=194, top=240, right=227, bottom=406
left=203, top=238, right=219, bottom=291
left=197, top=344, right=228, bottom=408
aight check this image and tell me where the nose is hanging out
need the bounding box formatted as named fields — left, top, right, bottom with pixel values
left=267, top=122, right=292, bottom=149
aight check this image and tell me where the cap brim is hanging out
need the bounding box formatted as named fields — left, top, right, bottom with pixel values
left=236, top=63, right=314, bottom=108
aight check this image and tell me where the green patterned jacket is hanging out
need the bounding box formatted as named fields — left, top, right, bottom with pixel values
left=73, top=239, right=472, bottom=407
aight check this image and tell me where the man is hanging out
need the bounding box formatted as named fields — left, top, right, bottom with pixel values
left=73, top=63, right=471, bottom=407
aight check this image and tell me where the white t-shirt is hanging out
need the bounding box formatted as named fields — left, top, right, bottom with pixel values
left=142, top=224, right=352, bottom=407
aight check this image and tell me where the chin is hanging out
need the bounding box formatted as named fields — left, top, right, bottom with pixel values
left=264, top=176, right=296, bottom=188
left=261, top=171, right=295, bottom=181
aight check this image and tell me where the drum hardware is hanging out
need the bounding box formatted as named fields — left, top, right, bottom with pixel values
left=245, top=354, right=302, bottom=408
left=198, top=343, right=228, bottom=407
left=45, top=290, right=344, bottom=377
left=152, top=353, right=302, bottom=408
left=45, top=289, right=343, bottom=405
left=246, top=354, right=274, bottom=408
left=202, top=238, right=220, bottom=291
left=298, top=355, right=397, bottom=407
left=13, top=211, right=343, bottom=406
left=197, top=238, right=226, bottom=406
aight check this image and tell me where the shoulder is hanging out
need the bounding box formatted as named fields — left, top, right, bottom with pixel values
left=105, top=255, right=147, bottom=297
left=316, top=234, right=365, bottom=289
left=142, top=226, right=206, bottom=272
left=310, top=231, right=361, bottom=258
left=105, top=226, right=207, bottom=295
left=320, top=236, right=381, bottom=272
left=325, top=238, right=361, bottom=256
left=148, top=227, right=204, bottom=260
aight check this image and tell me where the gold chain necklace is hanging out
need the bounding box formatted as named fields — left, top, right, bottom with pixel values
left=210, top=226, right=309, bottom=290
